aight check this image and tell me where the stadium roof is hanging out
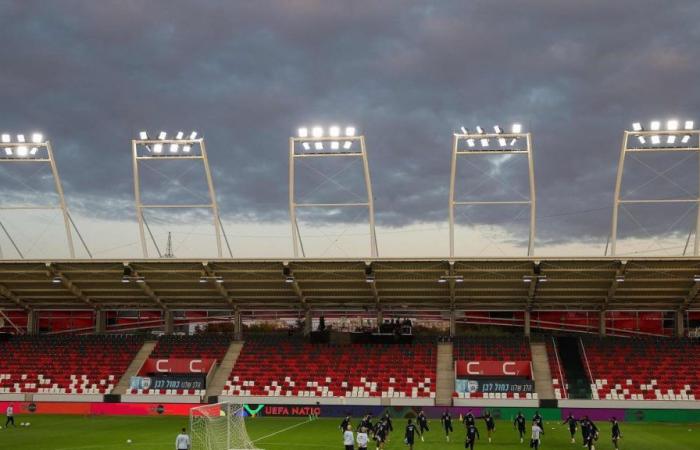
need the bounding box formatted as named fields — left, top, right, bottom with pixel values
left=0, top=257, right=699, bottom=312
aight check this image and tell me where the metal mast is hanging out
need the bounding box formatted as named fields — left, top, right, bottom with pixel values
left=132, top=131, right=232, bottom=258
left=289, top=125, right=378, bottom=258
left=448, top=124, right=536, bottom=257
left=610, top=120, right=699, bottom=255
left=0, top=132, right=90, bottom=258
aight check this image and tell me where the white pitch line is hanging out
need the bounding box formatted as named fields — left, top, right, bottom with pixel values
left=252, top=418, right=315, bottom=443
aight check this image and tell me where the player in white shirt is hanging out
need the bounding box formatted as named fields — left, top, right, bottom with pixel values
left=343, top=424, right=355, bottom=450
left=530, top=423, right=543, bottom=449
left=5, top=404, right=16, bottom=428
left=175, top=428, right=191, bottom=450
left=356, top=426, right=369, bottom=450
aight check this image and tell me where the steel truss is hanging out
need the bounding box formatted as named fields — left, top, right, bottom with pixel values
left=289, top=128, right=378, bottom=257
left=610, top=121, right=700, bottom=255
left=448, top=126, right=536, bottom=257
left=131, top=133, right=232, bottom=258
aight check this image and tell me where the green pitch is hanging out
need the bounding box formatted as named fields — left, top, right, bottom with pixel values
left=1, top=416, right=698, bottom=449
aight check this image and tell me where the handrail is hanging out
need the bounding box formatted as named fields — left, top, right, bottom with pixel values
left=551, top=336, right=568, bottom=399
left=579, top=337, right=594, bottom=387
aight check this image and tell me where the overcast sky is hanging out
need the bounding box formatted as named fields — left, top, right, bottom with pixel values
left=1, top=1, right=700, bottom=259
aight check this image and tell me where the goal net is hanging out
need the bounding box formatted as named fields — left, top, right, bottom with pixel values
left=190, top=402, right=262, bottom=450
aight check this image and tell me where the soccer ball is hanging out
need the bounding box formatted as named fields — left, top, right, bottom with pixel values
left=127, top=439, right=132, bottom=444
left=25, top=422, right=30, bottom=427
left=20, top=422, right=25, bottom=426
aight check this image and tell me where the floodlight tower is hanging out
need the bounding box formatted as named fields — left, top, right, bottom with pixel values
left=610, top=120, right=699, bottom=255
left=448, top=124, right=536, bottom=257
left=132, top=131, right=232, bottom=258
left=0, top=132, right=89, bottom=258
left=289, top=125, right=378, bottom=257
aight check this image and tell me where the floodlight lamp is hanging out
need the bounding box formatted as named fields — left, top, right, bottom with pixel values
left=343, top=141, right=352, bottom=150
left=298, top=127, right=308, bottom=138
left=329, top=126, right=340, bottom=137
left=153, top=143, right=163, bottom=153
left=437, top=278, right=448, bottom=284
left=330, top=141, right=339, bottom=150
left=158, top=131, right=167, bottom=140
left=466, top=139, right=475, bottom=147
left=345, top=126, right=356, bottom=137
left=650, top=121, right=660, bottom=131
left=31, top=133, right=43, bottom=144
left=4, top=148, right=11, bottom=156
left=302, top=142, right=311, bottom=150
left=494, top=125, right=503, bottom=134
left=667, top=135, right=676, bottom=144
left=681, top=135, right=691, bottom=144
left=189, top=131, right=198, bottom=140
left=183, top=145, right=192, bottom=152
left=616, top=276, right=625, bottom=283
left=314, top=142, right=323, bottom=150
left=498, top=138, right=507, bottom=147
left=52, top=276, right=62, bottom=284
left=17, top=134, right=25, bottom=143
left=312, top=126, right=323, bottom=138
left=16, top=146, right=28, bottom=157
left=632, top=122, right=643, bottom=131
left=685, top=121, right=694, bottom=130
left=30, top=147, right=38, bottom=155
left=176, top=131, right=184, bottom=139
left=510, top=138, right=517, bottom=146
left=480, top=138, right=489, bottom=147
left=650, top=135, right=660, bottom=144
left=476, top=126, right=485, bottom=134
left=169, top=143, right=179, bottom=153
left=512, top=123, right=522, bottom=133
left=667, top=120, right=679, bottom=131
left=1, top=134, right=9, bottom=143
left=139, top=131, right=148, bottom=140
left=460, top=126, right=468, bottom=135
left=637, top=136, right=646, bottom=144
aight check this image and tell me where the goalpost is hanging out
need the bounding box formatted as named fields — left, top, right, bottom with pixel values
left=190, top=402, right=262, bottom=450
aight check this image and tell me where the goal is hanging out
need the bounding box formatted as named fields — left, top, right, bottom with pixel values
left=190, top=402, right=261, bottom=450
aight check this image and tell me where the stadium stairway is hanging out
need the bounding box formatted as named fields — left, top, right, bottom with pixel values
left=207, top=341, right=244, bottom=398
left=435, top=341, right=454, bottom=406
left=555, top=336, right=592, bottom=399
left=529, top=341, right=555, bottom=399
left=113, top=340, right=158, bottom=395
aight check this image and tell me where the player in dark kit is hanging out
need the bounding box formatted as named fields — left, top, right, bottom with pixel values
left=441, top=410, right=454, bottom=442
left=514, top=411, right=527, bottom=443
left=359, top=414, right=373, bottom=435
left=481, top=411, right=496, bottom=443
left=532, top=411, right=544, bottom=430
left=562, top=412, right=578, bottom=443
left=417, top=410, right=429, bottom=441
left=610, top=418, right=622, bottom=450
left=374, top=419, right=388, bottom=450
left=465, top=423, right=480, bottom=450
left=404, top=419, right=421, bottom=450
left=463, top=410, right=476, bottom=427
left=581, top=417, right=599, bottom=450
left=382, top=412, right=393, bottom=433
left=340, top=415, right=351, bottom=432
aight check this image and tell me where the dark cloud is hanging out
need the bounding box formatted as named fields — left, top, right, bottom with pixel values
left=1, top=0, right=700, bottom=250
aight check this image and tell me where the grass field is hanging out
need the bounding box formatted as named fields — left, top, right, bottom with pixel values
left=0, top=416, right=698, bottom=450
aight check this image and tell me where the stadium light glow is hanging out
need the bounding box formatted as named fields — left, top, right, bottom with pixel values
left=512, top=123, right=522, bottom=134
left=494, top=125, right=503, bottom=134
left=329, top=126, right=340, bottom=137
left=343, top=141, right=352, bottom=150
left=510, top=138, right=517, bottom=146
left=17, top=134, right=25, bottom=143
left=176, top=131, right=184, bottom=139
left=466, top=138, right=475, bottom=147
left=616, top=275, right=625, bottom=283
left=476, top=126, right=485, bottom=134
left=30, top=147, right=38, bottom=155
left=31, top=133, right=43, bottom=144
left=460, top=126, right=468, bottom=135
left=139, top=131, right=148, bottom=140
left=480, top=138, right=489, bottom=147
left=681, top=135, right=691, bottom=144
left=1, top=134, right=9, bottom=143
left=330, top=141, right=339, bottom=150
left=169, top=143, right=179, bottom=153
left=302, top=142, right=311, bottom=150
left=498, top=138, right=507, bottom=147
left=312, top=126, right=323, bottom=138
left=16, top=146, right=28, bottom=157
left=183, top=144, right=192, bottom=152
left=153, top=143, right=163, bottom=153
left=4, top=148, right=11, bottom=156
left=650, top=121, right=661, bottom=131
left=651, top=135, right=660, bottom=144
left=632, top=122, right=643, bottom=131
left=667, top=120, right=679, bottom=131
left=685, top=121, right=694, bottom=130
left=189, top=131, right=198, bottom=140
left=158, top=131, right=167, bottom=140
left=637, top=136, right=646, bottom=144
left=314, top=142, right=323, bottom=150
left=667, top=135, right=676, bottom=144
left=345, top=126, right=356, bottom=137
left=298, top=127, right=308, bottom=138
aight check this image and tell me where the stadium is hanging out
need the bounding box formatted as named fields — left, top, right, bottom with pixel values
left=2, top=2, right=700, bottom=450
